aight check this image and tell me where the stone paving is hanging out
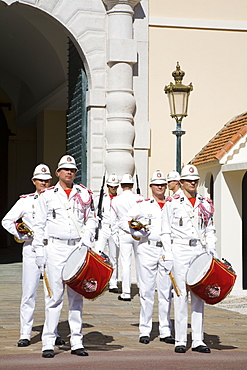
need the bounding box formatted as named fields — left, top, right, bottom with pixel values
left=0, top=247, right=247, bottom=369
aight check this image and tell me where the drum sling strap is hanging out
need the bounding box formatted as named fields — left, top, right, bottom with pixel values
left=57, top=193, right=84, bottom=238
left=182, top=202, right=207, bottom=251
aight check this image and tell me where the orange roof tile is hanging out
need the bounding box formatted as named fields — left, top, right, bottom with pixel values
left=191, top=112, right=247, bottom=166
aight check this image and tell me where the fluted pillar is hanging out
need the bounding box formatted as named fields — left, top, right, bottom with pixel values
left=102, top=0, right=141, bottom=179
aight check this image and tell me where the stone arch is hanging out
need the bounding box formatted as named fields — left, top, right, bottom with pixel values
left=0, top=0, right=106, bottom=188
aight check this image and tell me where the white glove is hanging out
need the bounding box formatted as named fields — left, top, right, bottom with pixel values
left=81, top=230, right=94, bottom=248
left=78, top=241, right=90, bottom=251
left=208, top=248, right=219, bottom=259
left=130, top=228, right=150, bottom=238
left=16, top=233, right=33, bottom=242
left=35, top=256, right=45, bottom=274
left=162, top=259, right=173, bottom=274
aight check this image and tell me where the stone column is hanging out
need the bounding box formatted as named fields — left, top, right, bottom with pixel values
left=102, top=0, right=141, bottom=178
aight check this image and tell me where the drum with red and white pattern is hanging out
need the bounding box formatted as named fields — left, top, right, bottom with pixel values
left=62, top=246, right=113, bottom=300
left=186, top=253, right=236, bottom=305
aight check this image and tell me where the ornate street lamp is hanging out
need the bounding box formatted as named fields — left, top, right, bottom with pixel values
left=164, top=62, right=193, bottom=173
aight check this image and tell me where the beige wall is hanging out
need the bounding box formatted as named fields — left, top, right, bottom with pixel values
left=149, top=1, right=247, bottom=178
left=149, top=0, right=247, bottom=21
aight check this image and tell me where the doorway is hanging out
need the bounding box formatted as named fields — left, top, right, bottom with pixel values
left=0, top=107, right=8, bottom=247
left=242, top=172, right=247, bottom=289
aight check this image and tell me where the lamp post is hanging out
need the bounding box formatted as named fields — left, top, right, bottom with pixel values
left=164, top=62, right=193, bottom=173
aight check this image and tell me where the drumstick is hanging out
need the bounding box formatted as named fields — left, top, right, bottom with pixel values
left=169, top=272, right=180, bottom=297
left=162, top=256, right=180, bottom=297
left=43, top=268, right=52, bottom=298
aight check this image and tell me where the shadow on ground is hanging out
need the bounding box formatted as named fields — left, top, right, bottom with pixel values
left=131, top=320, right=237, bottom=351
left=32, top=321, right=123, bottom=351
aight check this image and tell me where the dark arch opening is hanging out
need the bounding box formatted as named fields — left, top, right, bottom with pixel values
left=0, top=107, right=8, bottom=247
left=210, top=174, right=214, bottom=201
left=242, top=172, right=247, bottom=289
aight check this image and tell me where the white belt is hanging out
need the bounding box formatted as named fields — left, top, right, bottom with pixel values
left=171, top=238, right=199, bottom=246
left=48, top=237, right=81, bottom=246
left=148, top=240, right=163, bottom=247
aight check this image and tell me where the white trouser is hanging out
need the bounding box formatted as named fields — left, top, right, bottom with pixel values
left=20, top=243, right=41, bottom=340
left=137, top=242, right=173, bottom=338
left=119, top=232, right=139, bottom=298
left=172, top=242, right=205, bottom=347
left=42, top=241, right=83, bottom=351
left=94, top=227, right=119, bottom=289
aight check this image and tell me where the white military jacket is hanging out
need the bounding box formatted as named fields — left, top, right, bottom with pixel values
left=2, top=192, right=38, bottom=243
left=111, top=190, right=143, bottom=235
left=94, top=193, right=118, bottom=226
left=33, top=182, right=96, bottom=256
left=160, top=192, right=217, bottom=260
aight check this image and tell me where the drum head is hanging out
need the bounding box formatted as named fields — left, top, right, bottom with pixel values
left=62, top=246, right=87, bottom=281
left=186, top=252, right=212, bottom=286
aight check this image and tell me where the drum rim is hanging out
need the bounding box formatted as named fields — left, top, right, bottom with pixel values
left=186, top=252, right=212, bottom=286
left=62, top=246, right=87, bottom=282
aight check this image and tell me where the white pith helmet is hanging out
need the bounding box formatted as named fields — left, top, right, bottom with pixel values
left=120, top=173, right=134, bottom=184
left=167, top=170, right=180, bottom=182
left=32, top=164, right=52, bottom=180
left=180, top=164, right=200, bottom=181
left=149, top=170, right=167, bottom=185
left=56, top=155, right=78, bottom=172
left=107, top=173, right=119, bottom=187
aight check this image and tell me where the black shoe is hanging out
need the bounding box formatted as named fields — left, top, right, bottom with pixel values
left=109, top=288, right=120, bottom=293
left=192, top=345, right=211, bottom=353
left=160, top=336, right=175, bottom=344
left=42, top=350, right=55, bottom=358
left=118, top=295, right=131, bottom=302
left=17, top=339, right=30, bottom=347
left=55, top=337, right=65, bottom=346
left=71, top=348, right=88, bottom=356
left=139, top=336, right=150, bottom=344
left=175, top=345, right=186, bottom=353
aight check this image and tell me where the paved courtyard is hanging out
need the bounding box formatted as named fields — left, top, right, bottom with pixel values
left=0, top=246, right=247, bottom=369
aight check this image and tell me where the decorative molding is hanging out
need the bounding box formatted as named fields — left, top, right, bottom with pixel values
left=103, top=0, right=141, bottom=10
left=149, top=17, right=247, bottom=32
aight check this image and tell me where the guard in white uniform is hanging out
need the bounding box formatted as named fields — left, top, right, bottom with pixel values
left=167, top=170, right=181, bottom=195
left=33, top=155, right=96, bottom=358
left=94, top=173, right=120, bottom=293
left=111, top=174, right=143, bottom=301
left=119, top=170, right=174, bottom=344
left=1, top=164, right=65, bottom=347
left=160, top=164, right=218, bottom=354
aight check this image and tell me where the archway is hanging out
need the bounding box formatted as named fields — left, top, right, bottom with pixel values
left=0, top=3, right=88, bottom=249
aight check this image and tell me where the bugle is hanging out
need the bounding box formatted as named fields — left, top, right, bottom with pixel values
left=129, top=219, right=149, bottom=241
left=14, top=222, right=33, bottom=243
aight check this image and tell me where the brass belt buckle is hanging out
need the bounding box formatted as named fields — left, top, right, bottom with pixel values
left=156, top=241, right=162, bottom=247
left=68, top=239, right=75, bottom=246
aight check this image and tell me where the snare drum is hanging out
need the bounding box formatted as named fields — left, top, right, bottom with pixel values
left=186, top=253, right=236, bottom=305
left=62, top=246, right=113, bottom=300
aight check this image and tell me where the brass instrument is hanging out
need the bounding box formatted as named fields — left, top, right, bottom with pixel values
left=14, top=222, right=34, bottom=243
left=129, top=219, right=149, bottom=241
